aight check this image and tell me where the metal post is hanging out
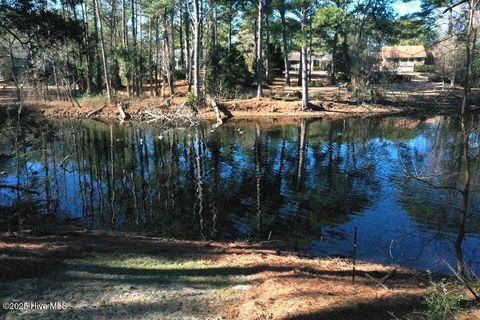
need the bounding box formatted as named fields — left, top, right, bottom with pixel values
left=353, top=226, right=358, bottom=284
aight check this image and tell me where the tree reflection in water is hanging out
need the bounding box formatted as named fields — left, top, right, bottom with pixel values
left=397, top=116, right=479, bottom=276
left=1, top=115, right=479, bottom=274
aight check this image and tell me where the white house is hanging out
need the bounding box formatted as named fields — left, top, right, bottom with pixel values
left=287, top=51, right=331, bottom=74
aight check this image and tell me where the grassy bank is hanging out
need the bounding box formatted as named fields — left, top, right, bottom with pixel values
left=1, top=228, right=478, bottom=319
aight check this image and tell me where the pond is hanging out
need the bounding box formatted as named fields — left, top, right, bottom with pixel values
left=1, top=115, right=479, bottom=275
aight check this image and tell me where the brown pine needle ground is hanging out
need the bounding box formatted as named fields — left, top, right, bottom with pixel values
left=0, top=229, right=436, bottom=320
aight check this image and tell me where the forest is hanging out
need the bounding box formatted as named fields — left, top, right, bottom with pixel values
left=0, top=0, right=478, bottom=113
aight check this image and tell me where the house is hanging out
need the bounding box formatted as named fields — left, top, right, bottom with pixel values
left=287, top=51, right=331, bottom=74
left=0, top=47, right=29, bottom=81
left=174, top=49, right=186, bottom=70
left=380, top=45, right=431, bottom=73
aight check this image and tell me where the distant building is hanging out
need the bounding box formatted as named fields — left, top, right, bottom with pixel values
left=380, top=45, right=431, bottom=73
left=0, top=47, right=29, bottom=81
left=173, top=49, right=185, bottom=70
left=287, top=51, right=331, bottom=73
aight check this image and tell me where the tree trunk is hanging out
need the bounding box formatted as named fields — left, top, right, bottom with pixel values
left=330, top=32, right=338, bottom=84
left=131, top=0, right=137, bottom=95
left=121, top=0, right=131, bottom=96
left=149, top=16, right=154, bottom=97
left=301, top=6, right=308, bottom=110
left=342, top=30, right=350, bottom=80
left=92, top=0, right=102, bottom=92
left=154, top=16, right=160, bottom=97
left=461, top=0, right=476, bottom=117
left=256, top=0, right=264, bottom=97
left=110, top=0, right=116, bottom=49
left=179, top=6, right=185, bottom=68
left=184, top=7, right=192, bottom=91
left=94, top=0, right=112, bottom=103
left=301, top=46, right=308, bottom=109
left=169, top=7, right=175, bottom=93
left=193, top=0, right=201, bottom=101
left=228, top=1, right=233, bottom=51
left=280, top=6, right=290, bottom=86
left=81, top=2, right=93, bottom=94
left=138, top=0, right=144, bottom=96
left=265, top=5, right=270, bottom=83
left=297, top=50, right=302, bottom=85
left=162, top=10, right=174, bottom=97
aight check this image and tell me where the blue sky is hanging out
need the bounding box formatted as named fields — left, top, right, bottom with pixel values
left=393, top=0, right=422, bottom=16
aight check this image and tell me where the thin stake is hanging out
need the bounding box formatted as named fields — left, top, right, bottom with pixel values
left=353, top=226, right=358, bottom=284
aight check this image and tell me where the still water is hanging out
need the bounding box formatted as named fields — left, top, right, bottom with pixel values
left=1, top=116, right=479, bottom=275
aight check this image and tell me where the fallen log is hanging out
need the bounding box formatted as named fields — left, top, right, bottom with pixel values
left=160, top=95, right=175, bottom=108
left=205, top=94, right=233, bottom=124
left=86, top=104, right=107, bottom=118
left=117, top=102, right=131, bottom=122
left=143, top=102, right=198, bottom=125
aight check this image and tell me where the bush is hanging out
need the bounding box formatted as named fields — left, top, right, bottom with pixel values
left=185, top=92, right=197, bottom=106
left=414, top=64, right=435, bottom=73
left=425, top=280, right=462, bottom=320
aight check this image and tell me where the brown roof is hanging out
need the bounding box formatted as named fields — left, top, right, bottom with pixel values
left=381, top=45, right=428, bottom=59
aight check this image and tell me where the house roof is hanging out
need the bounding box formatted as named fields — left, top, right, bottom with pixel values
left=381, top=45, right=428, bottom=59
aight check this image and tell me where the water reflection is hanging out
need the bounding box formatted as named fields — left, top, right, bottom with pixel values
left=395, top=116, right=479, bottom=277
left=0, top=115, right=479, bottom=274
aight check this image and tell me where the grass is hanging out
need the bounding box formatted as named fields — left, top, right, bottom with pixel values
left=62, top=254, right=243, bottom=288
left=424, top=280, right=463, bottom=320
left=0, top=253, right=243, bottom=319
left=2, top=231, right=479, bottom=320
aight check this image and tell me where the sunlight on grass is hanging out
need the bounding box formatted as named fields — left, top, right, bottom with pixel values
left=61, top=254, right=239, bottom=289
left=0, top=253, right=244, bottom=319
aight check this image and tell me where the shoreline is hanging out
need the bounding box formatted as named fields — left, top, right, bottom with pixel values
left=4, top=99, right=462, bottom=124
left=1, top=82, right=477, bottom=123
left=2, top=95, right=466, bottom=124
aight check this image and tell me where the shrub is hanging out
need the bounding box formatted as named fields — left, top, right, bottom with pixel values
left=414, top=64, right=435, bottom=73
left=185, top=92, right=197, bottom=106
left=424, top=280, right=462, bottom=320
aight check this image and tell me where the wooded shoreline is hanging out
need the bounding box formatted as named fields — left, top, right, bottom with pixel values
left=5, top=90, right=478, bottom=124
left=3, top=76, right=479, bottom=125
